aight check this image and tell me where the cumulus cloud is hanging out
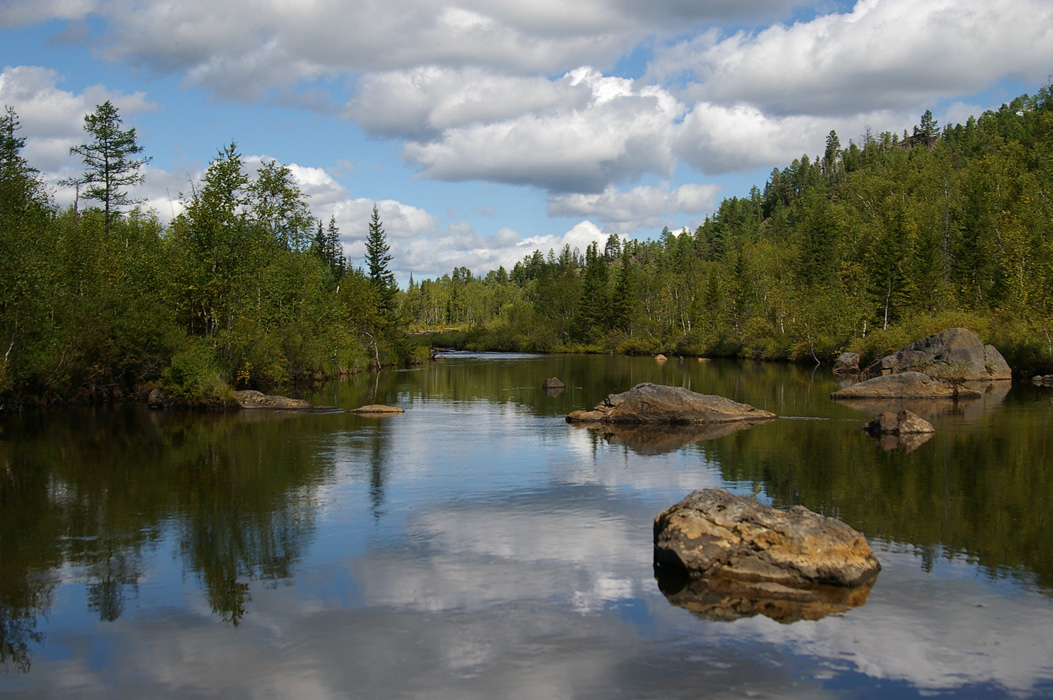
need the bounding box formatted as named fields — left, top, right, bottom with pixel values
left=651, top=0, right=1053, bottom=116
left=401, top=68, right=683, bottom=193
left=13, top=0, right=801, bottom=101
left=547, top=183, right=720, bottom=233
left=346, top=67, right=592, bottom=138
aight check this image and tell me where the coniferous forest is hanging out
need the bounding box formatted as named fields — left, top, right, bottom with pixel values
left=2, top=87, right=1052, bottom=410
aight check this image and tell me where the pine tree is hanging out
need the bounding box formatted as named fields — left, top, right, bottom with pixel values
left=66, top=101, right=150, bottom=235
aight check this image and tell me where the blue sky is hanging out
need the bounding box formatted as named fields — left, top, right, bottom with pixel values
left=2, top=0, right=1051, bottom=283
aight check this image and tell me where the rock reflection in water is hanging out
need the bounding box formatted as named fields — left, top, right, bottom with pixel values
left=874, top=431, right=935, bottom=453
left=572, top=419, right=774, bottom=455
left=656, top=569, right=875, bottom=624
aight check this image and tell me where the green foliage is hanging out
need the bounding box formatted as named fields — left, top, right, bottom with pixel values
left=161, top=338, right=234, bottom=408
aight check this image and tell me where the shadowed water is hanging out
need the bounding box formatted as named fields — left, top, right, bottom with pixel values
left=2, top=354, right=1052, bottom=698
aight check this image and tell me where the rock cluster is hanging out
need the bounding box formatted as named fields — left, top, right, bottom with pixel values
left=566, top=383, right=775, bottom=425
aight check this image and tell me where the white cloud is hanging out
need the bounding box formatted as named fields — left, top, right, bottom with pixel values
left=652, top=0, right=1053, bottom=116
left=21, top=0, right=801, bottom=104
left=401, top=68, right=684, bottom=193
left=547, top=182, right=720, bottom=233
left=345, top=67, right=591, bottom=138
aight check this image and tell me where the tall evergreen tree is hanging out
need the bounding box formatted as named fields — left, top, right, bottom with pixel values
left=365, top=204, right=395, bottom=298
left=66, top=101, right=150, bottom=235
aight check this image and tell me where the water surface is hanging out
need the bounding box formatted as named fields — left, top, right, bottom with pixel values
left=2, top=355, right=1052, bottom=698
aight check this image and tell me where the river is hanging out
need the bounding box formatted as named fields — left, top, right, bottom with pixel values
left=2, top=354, right=1052, bottom=698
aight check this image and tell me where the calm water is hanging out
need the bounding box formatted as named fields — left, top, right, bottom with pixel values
left=2, top=354, right=1053, bottom=698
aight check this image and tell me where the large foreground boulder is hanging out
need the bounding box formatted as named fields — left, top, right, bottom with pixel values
left=653, top=489, right=880, bottom=588
left=566, top=383, right=775, bottom=424
left=831, top=371, right=981, bottom=400
left=862, top=327, right=1011, bottom=381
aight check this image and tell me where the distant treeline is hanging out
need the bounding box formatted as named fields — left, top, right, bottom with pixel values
left=408, top=88, right=1053, bottom=376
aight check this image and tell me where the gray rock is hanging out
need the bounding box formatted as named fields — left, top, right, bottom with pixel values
left=831, top=371, right=981, bottom=400
left=566, top=383, right=775, bottom=424
left=862, top=327, right=1011, bottom=381
left=653, top=489, right=880, bottom=588
left=833, top=352, right=860, bottom=374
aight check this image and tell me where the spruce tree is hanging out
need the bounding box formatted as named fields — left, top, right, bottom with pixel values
left=365, top=204, right=395, bottom=302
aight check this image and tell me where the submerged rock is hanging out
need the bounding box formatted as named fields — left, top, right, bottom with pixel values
left=566, top=383, right=775, bottom=425
left=1032, top=375, right=1053, bottom=386
left=653, top=489, right=880, bottom=588
left=862, top=327, right=1011, bottom=381
left=350, top=404, right=404, bottom=415
left=831, top=372, right=981, bottom=400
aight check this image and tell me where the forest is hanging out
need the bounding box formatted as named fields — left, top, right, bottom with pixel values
left=408, top=92, right=1053, bottom=376
left=1, top=86, right=1051, bottom=410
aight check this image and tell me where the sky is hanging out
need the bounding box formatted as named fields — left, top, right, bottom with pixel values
left=1, top=0, right=1051, bottom=283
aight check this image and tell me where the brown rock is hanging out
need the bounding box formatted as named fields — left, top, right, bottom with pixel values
left=864, top=409, right=935, bottom=435
left=542, top=377, right=565, bottom=389
left=831, top=372, right=981, bottom=400
left=1032, top=375, right=1053, bottom=386
left=655, top=354, right=668, bottom=362
left=862, top=327, right=1011, bottom=381
left=566, top=383, right=776, bottom=425
left=653, top=489, right=880, bottom=588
